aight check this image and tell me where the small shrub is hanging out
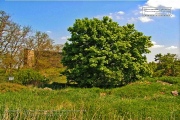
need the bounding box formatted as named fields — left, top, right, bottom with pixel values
left=15, top=69, right=49, bottom=87
left=39, top=67, right=67, bottom=83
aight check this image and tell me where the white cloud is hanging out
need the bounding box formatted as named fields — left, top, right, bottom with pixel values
left=146, top=0, right=180, bottom=10
left=130, top=0, right=178, bottom=24
left=138, top=16, right=153, bottom=22
left=117, top=11, right=125, bottom=15
left=61, top=36, right=70, bottom=40
left=132, top=5, right=155, bottom=22
left=95, top=11, right=125, bottom=20
left=108, top=15, right=113, bottom=19
left=170, top=14, right=175, bottom=18
left=152, top=41, right=156, bottom=44
left=94, top=15, right=103, bottom=19
left=127, top=17, right=138, bottom=23
left=133, top=9, right=141, bottom=16
left=136, top=0, right=178, bottom=20
left=116, top=16, right=123, bottom=20
left=165, top=46, right=178, bottom=50
left=151, top=41, right=165, bottom=48
left=46, top=31, right=52, bottom=34
left=95, top=14, right=113, bottom=19
left=138, top=5, right=149, bottom=15
left=152, top=45, right=165, bottom=48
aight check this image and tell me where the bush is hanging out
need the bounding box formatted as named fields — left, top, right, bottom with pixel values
left=15, top=69, right=49, bottom=87
left=39, top=67, right=67, bottom=83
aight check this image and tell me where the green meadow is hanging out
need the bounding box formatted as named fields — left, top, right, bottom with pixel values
left=0, top=77, right=180, bottom=120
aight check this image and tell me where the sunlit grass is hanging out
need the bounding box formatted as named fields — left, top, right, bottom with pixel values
left=0, top=77, right=180, bottom=119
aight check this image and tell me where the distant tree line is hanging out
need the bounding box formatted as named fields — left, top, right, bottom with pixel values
left=149, top=53, right=180, bottom=77
left=0, top=10, right=62, bottom=74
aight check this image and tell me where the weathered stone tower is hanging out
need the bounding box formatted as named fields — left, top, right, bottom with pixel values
left=24, top=49, right=35, bottom=67
left=24, top=49, right=62, bottom=69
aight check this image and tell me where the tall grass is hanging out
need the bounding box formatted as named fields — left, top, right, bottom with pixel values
left=0, top=77, right=180, bottom=119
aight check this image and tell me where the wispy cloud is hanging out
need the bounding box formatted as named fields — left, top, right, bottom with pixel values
left=146, top=0, right=180, bottom=10
left=138, top=16, right=153, bottom=23
left=127, top=17, right=138, bottom=23
left=170, top=14, right=175, bottom=18
left=46, top=31, right=52, bottom=34
left=95, top=11, right=125, bottom=20
left=142, top=0, right=179, bottom=19
left=117, top=11, right=125, bottom=15
left=61, top=36, right=70, bottom=40
left=151, top=41, right=165, bottom=48
left=166, top=46, right=178, bottom=50
left=130, top=6, right=155, bottom=23
left=152, top=45, right=165, bottom=48
left=131, top=0, right=179, bottom=23
left=152, top=41, right=156, bottom=44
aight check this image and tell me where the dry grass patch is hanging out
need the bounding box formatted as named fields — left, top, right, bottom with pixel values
left=0, top=82, right=26, bottom=93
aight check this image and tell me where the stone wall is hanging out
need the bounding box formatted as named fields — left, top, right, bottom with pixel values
left=24, top=49, right=35, bottom=67
left=24, top=49, right=62, bottom=68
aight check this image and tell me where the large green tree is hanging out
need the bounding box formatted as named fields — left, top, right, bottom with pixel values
left=62, top=17, right=153, bottom=87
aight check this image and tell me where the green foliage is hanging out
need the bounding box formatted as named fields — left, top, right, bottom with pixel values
left=39, top=68, right=67, bottom=83
left=62, top=16, right=153, bottom=87
left=15, top=69, right=48, bottom=86
left=150, top=53, right=180, bottom=77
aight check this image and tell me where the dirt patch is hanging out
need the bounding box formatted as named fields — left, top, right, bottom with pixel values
left=157, top=80, right=172, bottom=86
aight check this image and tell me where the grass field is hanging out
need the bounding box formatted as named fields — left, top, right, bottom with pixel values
left=0, top=77, right=180, bottom=119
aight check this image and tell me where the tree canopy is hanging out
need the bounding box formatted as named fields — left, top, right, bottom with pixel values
left=149, top=53, right=180, bottom=77
left=62, top=16, right=153, bottom=88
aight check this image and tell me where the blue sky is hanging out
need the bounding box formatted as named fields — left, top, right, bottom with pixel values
left=0, top=0, right=179, bottom=62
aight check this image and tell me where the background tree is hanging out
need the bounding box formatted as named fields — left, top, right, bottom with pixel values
left=0, top=11, right=10, bottom=70
left=0, top=10, right=63, bottom=75
left=151, top=53, right=180, bottom=77
left=62, top=17, right=153, bottom=88
left=0, top=11, right=31, bottom=73
left=148, top=61, right=157, bottom=77
left=24, top=31, right=63, bottom=70
left=0, top=11, right=10, bottom=40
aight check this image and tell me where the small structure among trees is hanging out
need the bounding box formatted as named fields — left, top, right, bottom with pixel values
left=0, top=10, right=63, bottom=73
left=24, top=49, right=63, bottom=69
left=24, top=49, right=35, bottom=68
